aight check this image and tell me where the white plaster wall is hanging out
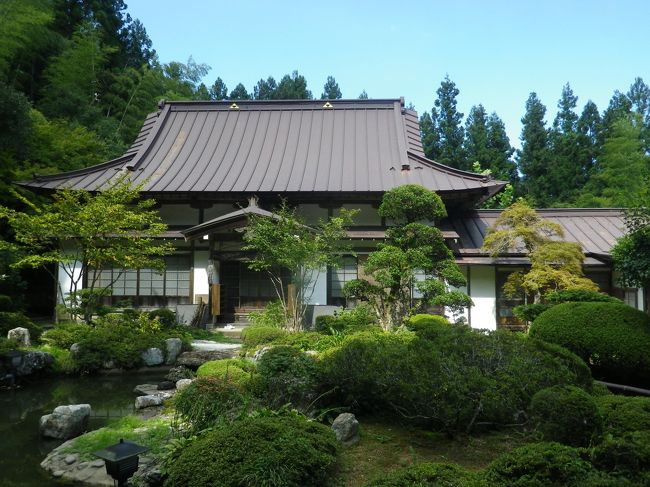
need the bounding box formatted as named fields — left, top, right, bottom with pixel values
left=305, top=268, right=327, bottom=305
left=158, top=204, right=199, bottom=226
left=468, top=266, right=496, bottom=330
left=193, top=250, right=209, bottom=303
left=446, top=266, right=469, bottom=324
left=57, top=260, right=83, bottom=304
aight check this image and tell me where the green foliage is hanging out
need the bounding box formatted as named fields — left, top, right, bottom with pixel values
left=348, top=185, right=470, bottom=330
left=405, top=314, right=451, bottom=340
left=364, top=462, right=479, bottom=487
left=321, top=75, right=342, bottom=99
left=517, top=92, right=551, bottom=204
left=0, top=337, right=19, bottom=355
left=257, top=345, right=319, bottom=409
left=196, top=359, right=256, bottom=387
left=0, top=176, right=173, bottom=321
left=314, top=305, right=377, bottom=334
left=544, top=289, right=621, bottom=304
left=513, top=303, right=552, bottom=323
left=529, top=385, right=602, bottom=447
left=594, top=395, right=650, bottom=436
left=0, top=311, right=42, bottom=341
left=248, top=300, right=288, bottom=328
left=271, top=331, right=339, bottom=353
left=147, top=308, right=178, bottom=329
left=0, top=295, right=14, bottom=312
left=243, top=201, right=354, bottom=331
left=613, top=204, right=650, bottom=290
left=482, top=442, right=597, bottom=486
left=530, top=302, right=650, bottom=385
left=164, top=414, right=339, bottom=487
left=173, top=377, right=252, bottom=433
left=320, top=327, right=590, bottom=435
left=41, top=322, right=91, bottom=349
left=592, top=431, right=650, bottom=479
left=241, top=326, right=288, bottom=350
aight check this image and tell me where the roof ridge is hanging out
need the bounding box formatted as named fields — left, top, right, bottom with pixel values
left=407, top=151, right=504, bottom=183
left=17, top=154, right=134, bottom=185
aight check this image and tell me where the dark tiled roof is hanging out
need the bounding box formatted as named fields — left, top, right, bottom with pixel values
left=445, top=208, right=626, bottom=257
left=20, top=99, right=505, bottom=198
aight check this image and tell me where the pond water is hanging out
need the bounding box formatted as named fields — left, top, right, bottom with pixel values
left=0, top=372, right=166, bottom=487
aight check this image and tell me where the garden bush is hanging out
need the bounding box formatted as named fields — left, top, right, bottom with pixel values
left=405, top=314, right=451, bottom=340
left=248, top=300, right=288, bottom=328
left=481, top=442, right=598, bottom=486
left=257, top=345, right=319, bottom=409
left=364, top=462, right=479, bottom=487
left=319, top=327, right=588, bottom=435
left=527, top=339, right=593, bottom=390
left=148, top=308, right=178, bottom=329
left=545, top=289, right=621, bottom=304
left=0, top=294, right=15, bottom=312
left=0, top=311, right=42, bottom=342
left=530, top=302, right=650, bottom=385
left=173, top=377, right=252, bottom=433
left=592, top=431, right=650, bottom=479
left=164, top=413, right=339, bottom=487
left=529, top=385, right=602, bottom=446
left=513, top=303, right=552, bottom=323
left=594, top=395, right=650, bottom=436
left=41, top=322, right=92, bottom=349
left=241, top=326, right=287, bottom=349
left=271, top=331, right=339, bottom=352
left=196, top=358, right=255, bottom=387
left=314, top=304, right=377, bottom=334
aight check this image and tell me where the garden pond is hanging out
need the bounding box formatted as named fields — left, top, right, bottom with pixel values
left=1, top=372, right=166, bottom=487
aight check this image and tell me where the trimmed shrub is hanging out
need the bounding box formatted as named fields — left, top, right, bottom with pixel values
left=592, top=431, right=650, bottom=478
left=513, top=303, right=552, bottom=323
left=164, top=414, right=339, bottom=487
left=364, top=462, right=479, bottom=487
left=41, top=322, right=92, bottom=349
left=594, top=395, right=650, bottom=436
left=528, top=339, right=593, bottom=390
left=315, top=305, right=377, bottom=334
left=271, top=331, right=339, bottom=352
left=173, top=377, right=252, bottom=432
left=530, top=302, right=650, bottom=385
left=0, top=311, right=42, bottom=342
left=405, top=314, right=451, bottom=340
left=529, top=385, right=602, bottom=447
left=248, top=300, right=288, bottom=328
left=545, top=289, right=621, bottom=304
left=320, top=327, right=589, bottom=435
left=257, top=345, right=319, bottom=409
left=482, top=442, right=596, bottom=486
left=196, top=359, right=255, bottom=387
left=241, top=326, right=288, bottom=350
left=148, top=308, right=177, bottom=329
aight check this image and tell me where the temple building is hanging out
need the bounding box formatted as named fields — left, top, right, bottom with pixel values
left=20, top=98, right=644, bottom=328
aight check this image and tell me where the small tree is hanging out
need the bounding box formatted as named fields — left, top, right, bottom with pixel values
left=344, top=185, right=472, bottom=330
left=0, top=176, right=173, bottom=321
left=242, top=202, right=355, bottom=332
left=482, top=201, right=597, bottom=302
left=612, top=204, right=650, bottom=293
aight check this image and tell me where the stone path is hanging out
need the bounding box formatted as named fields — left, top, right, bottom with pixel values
left=190, top=340, right=241, bottom=352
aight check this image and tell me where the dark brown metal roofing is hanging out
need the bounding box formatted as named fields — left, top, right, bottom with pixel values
left=20, top=99, right=505, bottom=197
left=445, top=208, right=626, bottom=257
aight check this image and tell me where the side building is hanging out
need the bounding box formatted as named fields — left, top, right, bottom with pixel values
left=19, top=99, right=644, bottom=328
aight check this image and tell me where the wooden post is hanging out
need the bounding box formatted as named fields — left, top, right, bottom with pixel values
left=211, top=284, right=221, bottom=317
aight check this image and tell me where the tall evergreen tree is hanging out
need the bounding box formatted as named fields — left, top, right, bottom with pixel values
left=209, top=77, right=228, bottom=100
left=358, top=89, right=368, bottom=99
left=576, top=100, right=602, bottom=187
left=253, top=76, right=277, bottom=100
left=229, top=82, right=251, bottom=100
left=627, top=77, right=650, bottom=151
left=321, top=75, right=342, bottom=99
left=275, top=70, right=312, bottom=99
left=486, top=112, right=517, bottom=182
left=433, top=76, right=466, bottom=169
left=602, top=90, right=632, bottom=137
left=517, top=92, right=550, bottom=204
left=464, top=104, right=490, bottom=168
left=419, top=109, right=440, bottom=160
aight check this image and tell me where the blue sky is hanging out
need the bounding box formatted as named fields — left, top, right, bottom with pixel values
left=127, top=0, right=650, bottom=148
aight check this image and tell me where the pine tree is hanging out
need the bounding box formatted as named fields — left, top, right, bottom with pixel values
left=576, top=100, right=602, bottom=188
left=229, top=83, right=251, bottom=100
left=419, top=109, right=440, bottom=160
left=253, top=76, right=277, bottom=100
left=209, top=77, right=228, bottom=100
left=517, top=92, right=550, bottom=204
left=627, top=77, right=650, bottom=151
left=486, top=112, right=517, bottom=182
left=275, top=71, right=312, bottom=99
left=464, top=104, right=489, bottom=169
left=358, top=90, right=368, bottom=99
left=320, top=75, right=342, bottom=99
left=434, top=76, right=466, bottom=169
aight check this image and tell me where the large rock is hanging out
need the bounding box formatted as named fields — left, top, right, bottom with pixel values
left=40, top=404, right=91, bottom=440
left=176, top=349, right=239, bottom=369
left=165, top=365, right=194, bottom=382
left=331, top=413, right=360, bottom=446
left=16, top=351, right=54, bottom=376
left=7, top=327, right=30, bottom=347
left=135, top=395, right=164, bottom=409
left=141, top=348, right=164, bottom=366
left=164, top=338, right=183, bottom=365
left=134, top=384, right=159, bottom=396
left=175, top=378, right=193, bottom=391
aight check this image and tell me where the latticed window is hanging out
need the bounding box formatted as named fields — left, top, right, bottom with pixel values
left=330, top=256, right=357, bottom=305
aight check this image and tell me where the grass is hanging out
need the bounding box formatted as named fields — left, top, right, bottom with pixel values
left=334, top=418, right=531, bottom=486
left=63, top=415, right=173, bottom=460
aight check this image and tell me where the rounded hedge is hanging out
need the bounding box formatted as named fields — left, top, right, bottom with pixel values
left=594, top=395, right=650, bottom=436
left=406, top=314, right=451, bottom=340
left=482, top=442, right=596, bottom=486
left=529, top=302, right=650, bottom=385
left=41, top=322, right=92, bottom=349
left=529, top=385, right=602, bottom=447
left=364, top=462, right=478, bottom=487
left=196, top=358, right=255, bottom=387
left=173, top=377, right=251, bottom=432
left=164, top=414, right=339, bottom=487
left=241, top=326, right=287, bottom=349
left=592, top=431, right=650, bottom=478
